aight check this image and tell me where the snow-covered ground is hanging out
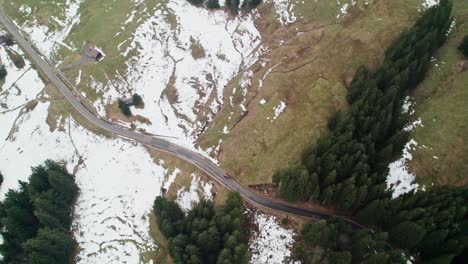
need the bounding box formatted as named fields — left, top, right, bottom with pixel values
left=0, top=39, right=201, bottom=262
left=0, top=41, right=44, bottom=142
left=0, top=97, right=175, bottom=263
left=91, top=0, right=262, bottom=152
left=249, top=212, right=297, bottom=264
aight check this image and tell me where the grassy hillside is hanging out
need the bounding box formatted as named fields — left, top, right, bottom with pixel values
left=199, top=0, right=429, bottom=185
left=409, top=0, right=468, bottom=187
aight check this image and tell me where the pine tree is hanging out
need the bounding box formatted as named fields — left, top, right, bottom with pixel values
left=24, top=228, right=77, bottom=264
left=0, top=65, right=7, bottom=81
left=118, top=99, right=132, bottom=116
left=459, top=36, right=468, bottom=57
left=206, top=0, right=220, bottom=9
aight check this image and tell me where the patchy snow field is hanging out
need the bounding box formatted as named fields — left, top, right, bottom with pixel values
left=0, top=41, right=190, bottom=263
left=249, top=212, right=297, bottom=264
left=175, top=174, right=213, bottom=212
left=92, top=0, right=261, bottom=150
left=17, top=0, right=83, bottom=59
left=0, top=40, right=44, bottom=142
left=8, top=0, right=302, bottom=157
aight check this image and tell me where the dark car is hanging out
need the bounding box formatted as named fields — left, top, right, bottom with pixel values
left=223, top=172, right=231, bottom=179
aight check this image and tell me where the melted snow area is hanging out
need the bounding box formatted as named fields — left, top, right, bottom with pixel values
left=176, top=174, right=213, bottom=213
left=272, top=0, right=297, bottom=24
left=18, top=0, right=82, bottom=59
left=249, top=212, right=297, bottom=264
left=95, top=0, right=261, bottom=149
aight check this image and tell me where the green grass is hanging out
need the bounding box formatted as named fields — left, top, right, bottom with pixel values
left=409, top=0, right=468, bottom=187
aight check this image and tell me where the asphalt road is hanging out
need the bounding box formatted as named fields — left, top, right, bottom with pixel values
left=0, top=7, right=368, bottom=229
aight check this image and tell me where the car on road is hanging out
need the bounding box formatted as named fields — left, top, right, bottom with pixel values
left=223, top=172, right=231, bottom=179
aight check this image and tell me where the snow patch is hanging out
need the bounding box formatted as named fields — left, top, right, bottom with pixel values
left=249, top=212, right=297, bottom=264
left=386, top=97, right=424, bottom=198
left=175, top=175, right=213, bottom=212
left=420, top=0, right=439, bottom=12
left=271, top=0, right=297, bottom=25
left=387, top=140, right=421, bottom=198
left=271, top=101, right=286, bottom=121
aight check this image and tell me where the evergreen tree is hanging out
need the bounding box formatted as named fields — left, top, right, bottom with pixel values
left=459, top=36, right=468, bottom=57
left=0, top=161, right=79, bottom=263
left=206, top=0, right=220, bottom=9
left=118, top=99, right=132, bottom=116
left=132, top=93, right=143, bottom=106
left=24, top=228, right=77, bottom=264
left=0, top=65, right=7, bottom=81
left=271, top=0, right=454, bottom=212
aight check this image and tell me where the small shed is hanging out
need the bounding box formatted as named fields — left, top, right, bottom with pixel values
left=84, top=45, right=103, bottom=61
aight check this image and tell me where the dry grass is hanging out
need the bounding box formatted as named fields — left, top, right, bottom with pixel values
left=409, top=0, right=468, bottom=187
left=198, top=0, right=425, bottom=185
left=144, top=213, right=173, bottom=264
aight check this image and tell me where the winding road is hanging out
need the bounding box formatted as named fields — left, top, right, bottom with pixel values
left=0, top=7, right=367, bottom=229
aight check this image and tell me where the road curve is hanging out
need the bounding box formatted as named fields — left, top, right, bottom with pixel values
left=0, top=7, right=367, bottom=229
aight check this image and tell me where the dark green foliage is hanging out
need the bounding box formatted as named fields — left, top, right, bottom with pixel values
left=153, top=192, right=249, bottom=264
left=206, top=0, right=220, bottom=9
left=389, top=221, right=426, bottom=249
left=0, top=34, right=14, bottom=46
left=187, top=0, right=204, bottom=5
left=118, top=99, right=132, bottom=116
left=241, top=0, right=262, bottom=9
left=357, top=186, right=468, bottom=262
left=459, top=36, right=468, bottom=57
left=154, top=196, right=185, bottom=237
left=186, top=0, right=261, bottom=13
left=0, top=182, right=38, bottom=263
left=273, top=0, right=453, bottom=212
left=132, top=93, right=143, bottom=106
left=225, top=0, right=240, bottom=14
left=0, top=171, right=3, bottom=186
left=0, top=161, right=79, bottom=264
left=24, top=228, right=77, bottom=264
left=0, top=65, right=7, bottom=81
left=295, top=217, right=404, bottom=264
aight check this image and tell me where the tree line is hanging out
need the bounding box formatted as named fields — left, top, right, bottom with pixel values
left=272, top=1, right=468, bottom=262
left=273, top=0, right=454, bottom=212
left=297, top=186, right=467, bottom=263
left=0, top=161, right=79, bottom=264
left=186, top=0, right=262, bottom=14
left=295, top=217, right=409, bottom=264
left=153, top=192, right=249, bottom=264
